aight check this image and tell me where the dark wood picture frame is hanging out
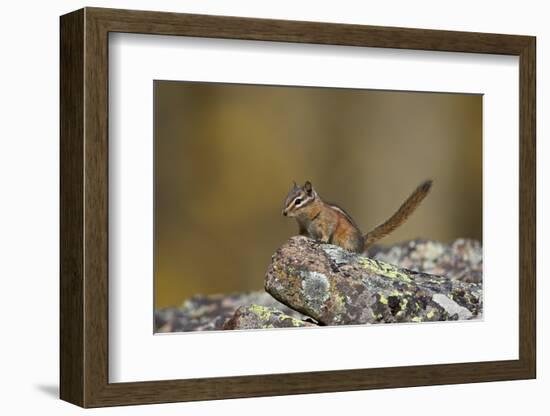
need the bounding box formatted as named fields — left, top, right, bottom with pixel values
left=60, top=7, right=536, bottom=408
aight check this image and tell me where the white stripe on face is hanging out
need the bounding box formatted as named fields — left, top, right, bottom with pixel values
left=293, top=194, right=313, bottom=209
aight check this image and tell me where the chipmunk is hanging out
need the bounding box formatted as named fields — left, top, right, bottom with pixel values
left=282, top=180, right=432, bottom=253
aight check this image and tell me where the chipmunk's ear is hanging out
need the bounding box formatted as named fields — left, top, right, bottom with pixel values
left=304, top=181, right=313, bottom=194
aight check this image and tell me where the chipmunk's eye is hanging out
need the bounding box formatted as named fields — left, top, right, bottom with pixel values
left=294, top=198, right=302, bottom=206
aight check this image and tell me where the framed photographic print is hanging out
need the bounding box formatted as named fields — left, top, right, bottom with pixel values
left=60, top=7, right=536, bottom=408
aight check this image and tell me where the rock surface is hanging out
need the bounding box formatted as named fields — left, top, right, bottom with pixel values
left=155, top=291, right=312, bottom=332
left=265, top=236, right=482, bottom=326
left=223, top=304, right=316, bottom=330
left=368, top=239, right=482, bottom=283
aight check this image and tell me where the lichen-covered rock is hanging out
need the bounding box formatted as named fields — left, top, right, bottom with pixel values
left=155, top=291, right=311, bottom=332
left=223, top=304, right=317, bottom=330
left=368, top=239, right=482, bottom=283
left=265, top=236, right=482, bottom=326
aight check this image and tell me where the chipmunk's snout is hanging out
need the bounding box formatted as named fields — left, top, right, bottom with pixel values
left=283, top=206, right=296, bottom=217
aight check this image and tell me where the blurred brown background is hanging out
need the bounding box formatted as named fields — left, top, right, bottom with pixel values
left=154, top=81, right=482, bottom=309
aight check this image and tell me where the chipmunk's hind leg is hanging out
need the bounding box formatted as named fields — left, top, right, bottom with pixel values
left=332, top=225, right=364, bottom=253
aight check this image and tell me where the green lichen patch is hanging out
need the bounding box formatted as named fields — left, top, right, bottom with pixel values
left=359, top=258, right=413, bottom=283
left=223, top=304, right=316, bottom=330
left=248, top=304, right=274, bottom=321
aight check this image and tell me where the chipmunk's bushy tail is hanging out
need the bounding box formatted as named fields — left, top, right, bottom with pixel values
left=363, top=180, right=433, bottom=250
